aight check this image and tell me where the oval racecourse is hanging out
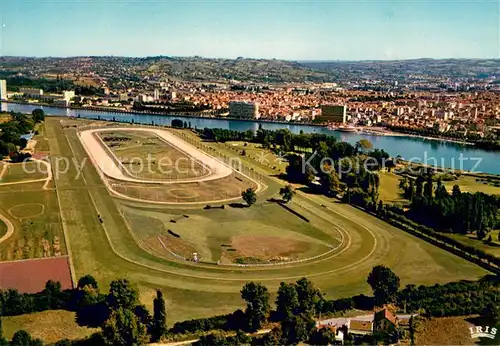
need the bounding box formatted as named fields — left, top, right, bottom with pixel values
left=44, top=119, right=489, bottom=322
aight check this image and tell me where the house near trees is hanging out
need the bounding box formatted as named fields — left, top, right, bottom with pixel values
left=373, top=308, right=398, bottom=332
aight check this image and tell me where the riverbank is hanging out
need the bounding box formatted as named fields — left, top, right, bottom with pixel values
left=1, top=100, right=321, bottom=128
left=2, top=101, right=488, bottom=147
left=2, top=101, right=499, bottom=174
left=360, top=127, right=476, bottom=146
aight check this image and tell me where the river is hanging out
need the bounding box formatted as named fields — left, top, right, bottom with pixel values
left=2, top=102, right=499, bottom=175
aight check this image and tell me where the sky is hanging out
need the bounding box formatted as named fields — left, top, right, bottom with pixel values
left=1, top=0, right=499, bottom=60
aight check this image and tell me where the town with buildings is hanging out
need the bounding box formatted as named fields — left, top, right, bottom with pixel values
left=1, top=57, right=499, bottom=147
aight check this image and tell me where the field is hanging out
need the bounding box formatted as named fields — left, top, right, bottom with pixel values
left=121, top=201, right=339, bottom=265
left=443, top=175, right=500, bottom=195
left=0, top=162, right=48, bottom=183
left=412, top=316, right=476, bottom=345
left=0, top=182, right=65, bottom=261
left=32, top=117, right=486, bottom=325
left=2, top=310, right=98, bottom=344
left=0, top=219, right=6, bottom=238
left=378, top=171, right=408, bottom=204
left=224, top=141, right=289, bottom=174
left=377, top=171, right=500, bottom=205
left=447, top=230, right=500, bottom=258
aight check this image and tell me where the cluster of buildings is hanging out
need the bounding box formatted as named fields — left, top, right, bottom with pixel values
left=0, top=80, right=75, bottom=106
left=317, top=307, right=413, bottom=344
left=2, top=73, right=499, bottom=139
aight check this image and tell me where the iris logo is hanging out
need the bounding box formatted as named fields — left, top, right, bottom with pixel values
left=469, top=326, right=497, bottom=340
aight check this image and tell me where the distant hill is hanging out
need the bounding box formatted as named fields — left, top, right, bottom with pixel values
left=0, top=56, right=333, bottom=84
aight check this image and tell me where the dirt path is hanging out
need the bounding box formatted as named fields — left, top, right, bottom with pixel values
left=0, top=211, right=14, bottom=244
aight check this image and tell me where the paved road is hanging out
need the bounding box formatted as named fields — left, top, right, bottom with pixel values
left=317, top=313, right=417, bottom=327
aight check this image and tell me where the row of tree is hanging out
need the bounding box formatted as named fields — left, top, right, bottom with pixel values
left=0, top=275, right=167, bottom=345
left=0, top=110, right=44, bottom=159
left=1, top=268, right=498, bottom=345
left=387, top=124, right=500, bottom=151
left=399, top=175, right=500, bottom=234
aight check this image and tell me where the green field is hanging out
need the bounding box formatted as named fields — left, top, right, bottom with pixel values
left=34, top=123, right=50, bottom=152
left=377, top=171, right=500, bottom=205
left=36, top=118, right=489, bottom=325
left=0, top=184, right=66, bottom=261
left=378, top=171, right=408, bottom=204
left=447, top=230, right=500, bottom=258
left=224, top=141, right=288, bottom=174
left=0, top=162, right=48, bottom=183
left=443, top=175, right=500, bottom=195
left=2, top=310, right=98, bottom=344
left=121, top=201, right=338, bottom=264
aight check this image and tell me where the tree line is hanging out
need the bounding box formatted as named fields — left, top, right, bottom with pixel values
left=398, top=175, right=500, bottom=236
left=1, top=268, right=498, bottom=345
left=388, top=124, right=500, bottom=151
left=0, top=275, right=167, bottom=346
left=0, top=110, right=44, bottom=160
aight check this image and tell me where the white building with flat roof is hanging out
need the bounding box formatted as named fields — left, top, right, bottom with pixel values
left=0, top=80, right=7, bottom=101
left=20, top=88, right=44, bottom=98
left=229, top=101, right=259, bottom=119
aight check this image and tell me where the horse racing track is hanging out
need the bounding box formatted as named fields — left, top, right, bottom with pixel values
left=78, top=127, right=260, bottom=204
left=0, top=257, right=73, bottom=293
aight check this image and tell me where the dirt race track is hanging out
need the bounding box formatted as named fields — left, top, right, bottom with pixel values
left=0, top=257, right=73, bottom=293
left=79, top=128, right=233, bottom=184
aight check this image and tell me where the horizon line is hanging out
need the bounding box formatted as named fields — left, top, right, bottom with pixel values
left=2, top=55, right=500, bottom=63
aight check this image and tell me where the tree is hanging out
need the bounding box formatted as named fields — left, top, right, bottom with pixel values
left=10, top=330, right=43, bottom=346
left=477, top=229, right=488, bottom=240
left=308, top=327, right=337, bottom=345
left=275, top=282, right=299, bottom=321
left=102, top=308, right=148, bottom=346
left=262, top=326, right=283, bottom=346
left=77, top=275, right=99, bottom=290
left=280, top=313, right=315, bottom=345
left=241, top=188, right=257, bottom=207
left=367, top=265, right=400, bottom=306
left=279, top=185, right=295, bottom=203
left=481, top=302, right=500, bottom=324
left=320, top=172, right=341, bottom=196
left=452, top=184, right=462, bottom=198
left=31, top=109, right=45, bottom=123
left=295, top=278, right=322, bottom=316
left=107, top=279, right=139, bottom=310
left=240, top=282, right=270, bottom=331
left=355, top=139, right=373, bottom=154
left=151, top=290, right=167, bottom=341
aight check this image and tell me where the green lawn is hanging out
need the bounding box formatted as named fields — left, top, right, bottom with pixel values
left=443, top=176, right=500, bottom=195
left=42, top=119, right=489, bottom=326
left=378, top=171, right=408, bottom=204
left=2, top=310, right=99, bottom=344
left=0, top=162, right=48, bottom=183
left=121, top=201, right=337, bottom=264
left=447, top=230, right=500, bottom=258
left=224, top=141, right=288, bottom=174
left=0, top=186, right=65, bottom=261
left=34, top=123, right=50, bottom=152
